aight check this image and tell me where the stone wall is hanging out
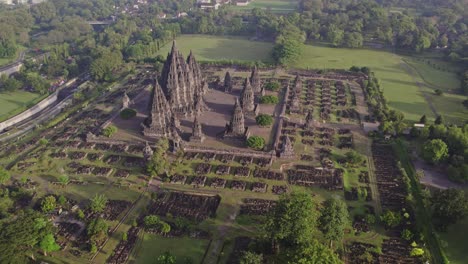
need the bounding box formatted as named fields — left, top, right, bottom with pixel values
left=0, top=62, right=23, bottom=76
left=0, top=78, right=77, bottom=132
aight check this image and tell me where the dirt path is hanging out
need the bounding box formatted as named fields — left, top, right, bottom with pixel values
left=412, top=156, right=463, bottom=189
left=204, top=204, right=239, bottom=264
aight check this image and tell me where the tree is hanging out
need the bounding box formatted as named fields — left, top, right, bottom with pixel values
left=39, top=234, right=60, bottom=256
left=41, top=195, right=56, bottom=213
left=434, top=89, right=443, bottom=96
left=272, top=24, right=305, bottom=66
left=102, top=125, right=117, bottom=137
left=256, top=114, right=273, bottom=126
left=327, top=24, right=344, bottom=47
left=90, top=194, right=108, bottom=213
left=87, top=218, right=109, bottom=245
left=419, top=115, right=427, bottom=124
left=422, top=139, right=448, bottom=164
left=401, top=229, right=413, bottom=241
left=240, top=251, right=263, bottom=264
left=410, top=247, right=425, bottom=257
left=259, top=95, right=279, bottom=104
left=344, top=32, right=363, bottom=48
left=247, top=136, right=265, bottom=150
left=264, top=192, right=317, bottom=253
left=147, top=139, right=170, bottom=176
left=430, top=189, right=468, bottom=231
left=434, top=115, right=444, bottom=125
left=318, top=198, right=349, bottom=247
left=345, top=150, right=363, bottom=165
left=380, top=210, right=402, bottom=228
left=58, top=175, right=69, bottom=186
left=264, top=81, right=280, bottom=91
left=0, top=210, right=54, bottom=263
left=0, top=166, right=10, bottom=185
left=144, top=215, right=161, bottom=228
left=157, top=251, right=176, bottom=264
left=286, top=239, right=343, bottom=264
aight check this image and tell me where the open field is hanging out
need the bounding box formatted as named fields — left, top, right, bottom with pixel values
left=161, top=35, right=463, bottom=123
left=157, top=35, right=273, bottom=62
left=439, top=213, right=468, bottom=264
left=229, top=0, right=298, bottom=13
left=133, top=235, right=210, bottom=264
left=0, top=90, right=45, bottom=122
left=403, top=57, right=460, bottom=92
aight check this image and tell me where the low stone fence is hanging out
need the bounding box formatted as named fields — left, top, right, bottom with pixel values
left=0, top=78, right=77, bottom=132
left=183, top=145, right=276, bottom=163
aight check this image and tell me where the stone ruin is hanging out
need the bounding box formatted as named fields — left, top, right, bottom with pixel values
left=224, top=71, right=232, bottom=93
left=122, top=92, right=130, bottom=109
left=279, top=136, right=295, bottom=158
left=240, top=78, right=258, bottom=117
left=190, top=116, right=205, bottom=143
left=222, top=98, right=250, bottom=141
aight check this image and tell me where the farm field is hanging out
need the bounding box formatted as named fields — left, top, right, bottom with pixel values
left=0, top=90, right=45, bottom=122
left=160, top=35, right=464, bottom=123
left=229, top=0, right=298, bottom=13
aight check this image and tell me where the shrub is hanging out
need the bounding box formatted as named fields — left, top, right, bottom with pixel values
left=120, top=108, right=137, bottom=119
left=434, top=89, right=443, bottom=96
left=102, top=125, right=117, bottom=137
left=259, top=95, right=279, bottom=104
left=256, top=114, right=273, bottom=126
left=264, top=81, right=280, bottom=91
left=247, top=136, right=265, bottom=150
left=410, top=247, right=425, bottom=257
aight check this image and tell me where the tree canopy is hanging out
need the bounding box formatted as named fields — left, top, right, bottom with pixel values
left=430, top=189, right=468, bottom=231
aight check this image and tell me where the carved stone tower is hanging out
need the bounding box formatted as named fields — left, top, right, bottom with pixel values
left=224, top=71, right=232, bottom=93
left=122, top=92, right=130, bottom=109
left=240, top=78, right=255, bottom=112
left=142, top=81, right=178, bottom=138
left=280, top=136, right=295, bottom=158
left=159, top=41, right=205, bottom=116
left=305, top=110, right=314, bottom=129
left=250, top=66, right=261, bottom=93
left=190, top=116, right=205, bottom=143
left=143, top=141, right=153, bottom=161
left=227, top=98, right=246, bottom=136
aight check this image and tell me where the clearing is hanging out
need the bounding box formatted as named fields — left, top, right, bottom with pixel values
left=0, top=90, right=45, bottom=122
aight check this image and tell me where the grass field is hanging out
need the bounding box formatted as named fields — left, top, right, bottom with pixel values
left=229, top=0, right=298, bottom=13
left=439, top=217, right=468, bottom=264
left=0, top=90, right=45, bottom=122
left=159, top=34, right=464, bottom=123
left=133, top=235, right=210, bottom=264
left=157, top=35, right=273, bottom=62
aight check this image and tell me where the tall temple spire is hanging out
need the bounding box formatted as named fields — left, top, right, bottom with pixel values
left=142, top=80, right=178, bottom=137
left=240, top=78, right=255, bottom=112
left=224, top=71, right=232, bottom=93
left=190, top=116, right=205, bottom=143
left=158, top=41, right=206, bottom=116
left=228, top=98, right=245, bottom=135
left=280, top=136, right=295, bottom=158
left=294, top=74, right=302, bottom=93
left=250, top=66, right=261, bottom=93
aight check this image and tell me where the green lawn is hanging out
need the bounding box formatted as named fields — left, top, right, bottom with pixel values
left=133, top=235, right=210, bottom=264
left=439, top=215, right=468, bottom=264
left=403, top=57, right=460, bottom=92
left=157, top=35, right=273, bottom=62
left=229, top=0, right=298, bottom=12
left=160, top=35, right=463, bottom=123
left=0, top=90, right=45, bottom=122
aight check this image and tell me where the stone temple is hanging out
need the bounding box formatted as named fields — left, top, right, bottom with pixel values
left=158, top=41, right=206, bottom=116
left=142, top=41, right=207, bottom=139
